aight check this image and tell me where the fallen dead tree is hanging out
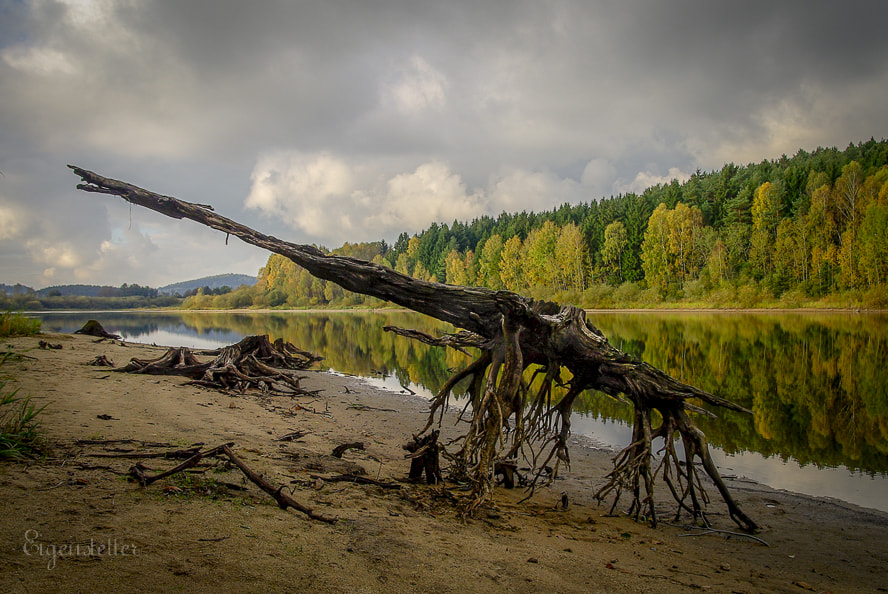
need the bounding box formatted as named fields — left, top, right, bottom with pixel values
left=70, top=165, right=758, bottom=531
left=118, top=334, right=322, bottom=394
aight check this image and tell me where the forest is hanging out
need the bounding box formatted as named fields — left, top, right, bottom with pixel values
left=179, top=139, right=888, bottom=310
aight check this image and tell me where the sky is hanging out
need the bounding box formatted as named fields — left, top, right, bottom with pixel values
left=1, top=0, right=887, bottom=289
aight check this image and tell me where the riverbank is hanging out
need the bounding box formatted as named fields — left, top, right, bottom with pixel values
left=1, top=333, right=886, bottom=592
left=27, top=305, right=888, bottom=316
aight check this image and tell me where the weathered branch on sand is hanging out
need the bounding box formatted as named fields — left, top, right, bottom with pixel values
left=69, top=165, right=758, bottom=531
left=117, top=334, right=321, bottom=394
left=126, top=442, right=336, bottom=523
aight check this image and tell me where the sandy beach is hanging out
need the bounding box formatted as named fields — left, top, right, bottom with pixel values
left=1, top=331, right=886, bottom=593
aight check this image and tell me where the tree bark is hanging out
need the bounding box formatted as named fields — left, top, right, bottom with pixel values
left=69, top=165, right=757, bottom=531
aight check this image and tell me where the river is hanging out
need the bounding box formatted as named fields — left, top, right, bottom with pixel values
left=33, top=309, right=888, bottom=513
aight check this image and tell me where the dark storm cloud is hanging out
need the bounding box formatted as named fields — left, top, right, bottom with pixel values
left=0, top=0, right=885, bottom=287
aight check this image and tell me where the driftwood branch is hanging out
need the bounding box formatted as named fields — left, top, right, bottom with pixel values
left=70, top=165, right=757, bottom=531
left=124, top=442, right=335, bottom=523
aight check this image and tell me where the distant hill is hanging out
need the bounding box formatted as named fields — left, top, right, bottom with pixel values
left=157, top=273, right=258, bottom=296
left=35, top=284, right=156, bottom=297
left=0, top=283, right=34, bottom=296
left=36, top=284, right=113, bottom=297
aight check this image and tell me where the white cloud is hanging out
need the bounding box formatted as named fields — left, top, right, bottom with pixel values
left=0, top=202, right=25, bottom=240
left=581, top=159, right=618, bottom=198
left=373, top=162, right=483, bottom=229
left=246, top=153, right=485, bottom=242
left=1, top=46, right=78, bottom=76
left=2, top=1, right=888, bottom=289
left=615, top=167, right=691, bottom=195
left=27, top=240, right=81, bottom=270
left=245, top=152, right=361, bottom=238
left=488, top=167, right=584, bottom=213
left=384, top=55, right=448, bottom=114
left=246, top=152, right=602, bottom=243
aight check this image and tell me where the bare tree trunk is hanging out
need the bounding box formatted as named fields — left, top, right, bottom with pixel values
left=69, top=165, right=757, bottom=531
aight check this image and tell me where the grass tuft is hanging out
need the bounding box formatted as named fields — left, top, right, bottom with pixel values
left=0, top=349, right=47, bottom=459
left=0, top=379, right=46, bottom=459
left=0, top=310, right=41, bottom=338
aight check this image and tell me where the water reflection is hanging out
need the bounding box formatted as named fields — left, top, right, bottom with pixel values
left=31, top=309, right=888, bottom=511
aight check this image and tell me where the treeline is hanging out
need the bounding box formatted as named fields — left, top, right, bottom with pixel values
left=1, top=283, right=181, bottom=310
left=185, top=138, right=888, bottom=310
left=36, top=283, right=158, bottom=298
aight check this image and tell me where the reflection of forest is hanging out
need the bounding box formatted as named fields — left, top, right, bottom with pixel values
left=176, top=311, right=473, bottom=398
left=36, top=311, right=888, bottom=475
left=590, top=313, right=888, bottom=475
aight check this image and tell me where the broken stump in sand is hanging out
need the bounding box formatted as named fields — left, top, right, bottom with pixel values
left=74, top=319, right=121, bottom=340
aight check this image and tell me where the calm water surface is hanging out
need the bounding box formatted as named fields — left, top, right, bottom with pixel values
left=34, top=310, right=888, bottom=513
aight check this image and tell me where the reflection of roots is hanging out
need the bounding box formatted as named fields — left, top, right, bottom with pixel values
left=595, top=405, right=757, bottom=531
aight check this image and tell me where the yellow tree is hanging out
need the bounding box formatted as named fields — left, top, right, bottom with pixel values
left=667, top=202, right=705, bottom=283
left=806, top=184, right=839, bottom=291
left=834, top=161, right=866, bottom=231
left=523, top=221, right=560, bottom=288
left=706, top=239, right=729, bottom=285
left=750, top=181, right=781, bottom=278
left=641, top=203, right=671, bottom=292
left=478, top=234, right=504, bottom=289
left=499, top=235, right=525, bottom=291
left=465, top=250, right=478, bottom=286
left=444, top=248, right=469, bottom=286
left=858, top=203, right=888, bottom=286
left=556, top=222, right=587, bottom=290
left=601, top=220, right=628, bottom=284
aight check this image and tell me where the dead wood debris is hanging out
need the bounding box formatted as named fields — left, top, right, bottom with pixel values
left=331, top=442, right=364, bottom=458
left=96, top=442, right=338, bottom=523
left=115, top=334, right=322, bottom=394
left=403, top=430, right=443, bottom=485
left=74, top=319, right=121, bottom=339
left=86, top=354, right=114, bottom=366
left=308, top=474, right=401, bottom=489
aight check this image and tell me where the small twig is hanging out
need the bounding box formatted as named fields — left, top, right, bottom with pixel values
left=309, top=474, right=401, bottom=489
left=346, top=403, right=397, bottom=413
left=129, top=444, right=230, bottom=485
left=89, top=447, right=203, bottom=459
left=672, top=524, right=769, bottom=546
left=275, top=430, right=309, bottom=442
left=331, top=442, right=364, bottom=458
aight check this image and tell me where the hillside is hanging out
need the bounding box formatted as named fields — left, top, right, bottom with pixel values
left=157, top=273, right=258, bottom=296
left=0, top=283, right=34, bottom=296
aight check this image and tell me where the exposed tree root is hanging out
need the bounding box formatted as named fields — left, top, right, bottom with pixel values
left=117, top=334, right=322, bottom=394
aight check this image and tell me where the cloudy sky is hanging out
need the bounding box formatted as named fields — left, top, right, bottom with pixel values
left=1, top=0, right=886, bottom=289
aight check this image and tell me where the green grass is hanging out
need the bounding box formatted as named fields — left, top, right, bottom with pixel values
left=0, top=310, right=41, bottom=338
left=0, top=349, right=47, bottom=459
left=0, top=379, right=46, bottom=459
